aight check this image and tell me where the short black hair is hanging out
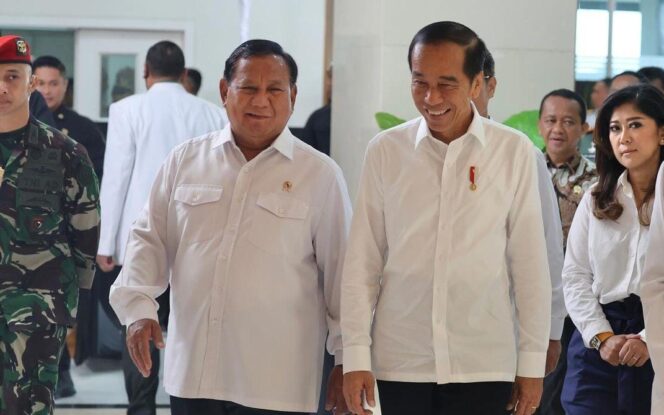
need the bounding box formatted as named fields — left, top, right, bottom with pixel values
left=408, top=21, right=487, bottom=81
left=483, top=49, right=495, bottom=79
left=145, top=41, right=185, bottom=78
left=638, top=66, right=664, bottom=85
left=224, top=39, right=298, bottom=85
left=185, top=68, right=202, bottom=94
left=538, top=88, right=587, bottom=123
left=33, top=55, right=66, bottom=76
left=610, top=70, right=647, bottom=87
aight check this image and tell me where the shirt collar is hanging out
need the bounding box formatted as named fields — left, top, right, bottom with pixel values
left=618, top=170, right=633, bottom=198
left=546, top=152, right=583, bottom=174
left=212, top=123, right=295, bottom=160
left=148, top=81, right=186, bottom=93
left=414, top=102, right=487, bottom=149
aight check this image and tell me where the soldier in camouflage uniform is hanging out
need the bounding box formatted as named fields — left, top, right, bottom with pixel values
left=0, top=35, right=100, bottom=415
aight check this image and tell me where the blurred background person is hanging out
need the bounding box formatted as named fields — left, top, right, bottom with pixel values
left=182, top=67, right=201, bottom=95
left=637, top=66, right=664, bottom=93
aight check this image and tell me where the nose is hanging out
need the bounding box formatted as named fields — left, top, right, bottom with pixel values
left=250, top=89, right=270, bottom=107
left=424, top=86, right=443, bottom=106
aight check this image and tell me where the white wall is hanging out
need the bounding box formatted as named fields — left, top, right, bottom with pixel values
left=332, top=0, right=578, bottom=199
left=1, top=0, right=327, bottom=126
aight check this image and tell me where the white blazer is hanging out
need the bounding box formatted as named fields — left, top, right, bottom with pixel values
left=98, top=82, right=226, bottom=263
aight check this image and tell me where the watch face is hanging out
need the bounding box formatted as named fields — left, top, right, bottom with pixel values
left=590, top=337, right=600, bottom=349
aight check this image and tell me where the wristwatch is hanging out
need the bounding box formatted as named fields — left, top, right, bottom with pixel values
left=590, top=332, right=613, bottom=350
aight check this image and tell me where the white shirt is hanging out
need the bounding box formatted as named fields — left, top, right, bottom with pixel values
left=563, top=172, right=649, bottom=348
left=534, top=149, right=566, bottom=339
left=98, top=82, right=227, bottom=263
left=642, top=162, right=664, bottom=411
left=341, top=110, right=551, bottom=384
left=109, top=125, right=352, bottom=413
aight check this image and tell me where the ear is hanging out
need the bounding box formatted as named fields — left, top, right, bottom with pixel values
left=469, top=73, right=483, bottom=100
left=659, top=125, right=664, bottom=145
left=27, top=74, right=36, bottom=94
left=219, top=78, right=229, bottom=105
left=143, top=63, right=149, bottom=80
left=537, top=118, right=545, bottom=137
left=487, top=77, right=497, bottom=99
left=289, top=84, right=298, bottom=111
left=581, top=122, right=589, bottom=135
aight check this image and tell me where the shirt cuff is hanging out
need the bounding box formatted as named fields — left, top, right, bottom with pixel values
left=550, top=317, right=565, bottom=341
left=581, top=319, right=614, bottom=348
left=639, top=328, right=647, bottom=343
left=111, top=294, right=159, bottom=327
left=334, top=350, right=344, bottom=366
left=516, top=351, right=547, bottom=378
left=342, top=345, right=372, bottom=374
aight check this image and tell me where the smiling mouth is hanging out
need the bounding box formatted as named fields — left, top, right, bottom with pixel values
left=426, top=108, right=450, bottom=117
left=621, top=150, right=637, bottom=156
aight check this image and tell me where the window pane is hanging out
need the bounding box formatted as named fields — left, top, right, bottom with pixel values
left=100, top=54, right=136, bottom=118
left=576, top=9, right=610, bottom=80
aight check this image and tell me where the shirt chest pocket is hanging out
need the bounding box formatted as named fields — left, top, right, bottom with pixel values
left=248, top=192, right=310, bottom=261
left=173, top=185, right=224, bottom=243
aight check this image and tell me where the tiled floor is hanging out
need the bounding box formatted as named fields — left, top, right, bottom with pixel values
left=54, top=356, right=169, bottom=414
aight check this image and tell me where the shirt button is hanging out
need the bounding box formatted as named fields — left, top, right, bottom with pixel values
left=221, top=254, right=228, bottom=261
left=277, top=208, right=285, bottom=215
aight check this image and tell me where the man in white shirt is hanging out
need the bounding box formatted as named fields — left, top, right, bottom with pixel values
left=109, top=39, right=351, bottom=415
left=341, top=21, right=551, bottom=415
left=97, top=40, right=226, bottom=415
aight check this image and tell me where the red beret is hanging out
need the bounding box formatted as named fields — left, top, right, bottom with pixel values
left=0, top=35, right=31, bottom=65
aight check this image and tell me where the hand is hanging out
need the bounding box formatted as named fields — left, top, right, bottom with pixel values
left=343, top=370, right=375, bottom=415
left=618, top=337, right=649, bottom=367
left=325, top=365, right=349, bottom=414
left=599, top=334, right=627, bottom=366
left=506, top=376, right=542, bottom=415
left=96, top=255, right=116, bottom=272
left=545, top=340, right=561, bottom=376
left=126, top=318, right=165, bottom=377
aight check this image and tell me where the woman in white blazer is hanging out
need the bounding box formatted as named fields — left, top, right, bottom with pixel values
left=561, top=84, right=663, bottom=415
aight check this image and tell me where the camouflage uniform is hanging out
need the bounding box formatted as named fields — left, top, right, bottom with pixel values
left=0, top=118, right=100, bottom=415
left=546, top=152, right=598, bottom=247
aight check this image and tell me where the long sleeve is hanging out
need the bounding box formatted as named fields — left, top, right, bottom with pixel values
left=506, top=143, right=552, bottom=378
left=98, top=102, right=136, bottom=258
left=109, top=149, right=177, bottom=326
left=340, top=140, right=386, bottom=373
left=642, top=162, right=664, bottom=394
left=67, top=148, right=101, bottom=289
left=314, top=165, right=353, bottom=366
left=563, top=192, right=612, bottom=347
left=535, top=150, right=566, bottom=340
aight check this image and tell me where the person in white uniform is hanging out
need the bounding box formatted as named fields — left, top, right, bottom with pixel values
left=110, top=39, right=351, bottom=415
left=341, top=21, right=551, bottom=415
left=97, top=40, right=226, bottom=415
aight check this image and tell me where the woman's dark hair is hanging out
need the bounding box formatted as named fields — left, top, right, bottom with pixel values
left=407, top=21, right=487, bottom=82
left=224, top=39, right=298, bottom=85
left=592, top=84, right=664, bottom=225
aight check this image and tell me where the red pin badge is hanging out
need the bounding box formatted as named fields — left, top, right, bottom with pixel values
left=469, top=166, right=477, bottom=191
